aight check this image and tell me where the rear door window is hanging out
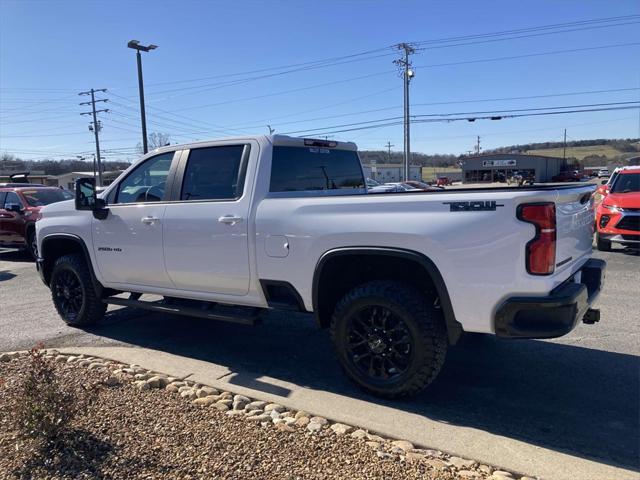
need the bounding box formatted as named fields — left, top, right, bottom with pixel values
left=180, top=145, right=247, bottom=201
left=269, top=146, right=364, bottom=193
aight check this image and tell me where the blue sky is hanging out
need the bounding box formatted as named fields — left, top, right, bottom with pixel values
left=1, top=0, right=639, bottom=163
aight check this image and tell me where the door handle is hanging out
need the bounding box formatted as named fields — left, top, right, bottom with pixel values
left=218, top=215, right=243, bottom=225
left=141, top=216, right=159, bottom=225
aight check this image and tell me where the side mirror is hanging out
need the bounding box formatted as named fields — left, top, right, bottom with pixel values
left=75, top=177, right=97, bottom=210
left=5, top=203, right=23, bottom=213
left=75, top=177, right=108, bottom=219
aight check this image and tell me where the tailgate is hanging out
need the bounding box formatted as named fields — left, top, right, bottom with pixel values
left=554, top=187, right=595, bottom=272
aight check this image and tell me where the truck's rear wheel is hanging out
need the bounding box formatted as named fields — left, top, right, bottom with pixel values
left=596, top=233, right=612, bottom=252
left=50, top=254, right=106, bottom=326
left=330, top=280, right=447, bottom=398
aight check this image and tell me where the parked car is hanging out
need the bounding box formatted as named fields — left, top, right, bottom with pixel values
left=435, top=176, right=453, bottom=186
left=404, top=180, right=444, bottom=191
left=594, top=167, right=624, bottom=206
left=0, top=185, right=73, bottom=258
left=551, top=171, right=582, bottom=182
left=595, top=167, right=640, bottom=251
left=365, top=177, right=380, bottom=188
left=37, top=135, right=604, bottom=398
left=597, top=169, right=610, bottom=178
left=367, top=182, right=421, bottom=193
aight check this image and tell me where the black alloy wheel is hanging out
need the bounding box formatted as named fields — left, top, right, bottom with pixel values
left=346, top=305, right=414, bottom=381
left=52, top=269, right=84, bottom=322
left=331, top=280, right=448, bottom=398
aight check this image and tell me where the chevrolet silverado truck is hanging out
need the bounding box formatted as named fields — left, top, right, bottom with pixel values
left=36, top=135, right=605, bottom=398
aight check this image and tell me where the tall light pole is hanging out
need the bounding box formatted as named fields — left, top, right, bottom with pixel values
left=127, top=40, right=157, bottom=155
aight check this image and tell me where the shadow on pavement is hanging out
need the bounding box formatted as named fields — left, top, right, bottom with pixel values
left=86, top=308, right=639, bottom=472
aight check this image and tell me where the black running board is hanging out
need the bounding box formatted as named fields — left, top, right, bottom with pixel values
left=103, top=297, right=262, bottom=326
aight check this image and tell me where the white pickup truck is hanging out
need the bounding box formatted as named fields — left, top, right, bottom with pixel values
left=36, top=135, right=605, bottom=397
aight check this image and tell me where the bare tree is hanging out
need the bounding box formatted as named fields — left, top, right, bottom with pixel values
left=137, top=132, right=171, bottom=153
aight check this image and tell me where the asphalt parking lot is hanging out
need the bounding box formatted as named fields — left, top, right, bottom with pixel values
left=1, top=244, right=638, bottom=478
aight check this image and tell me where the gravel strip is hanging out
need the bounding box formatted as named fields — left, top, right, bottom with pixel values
left=0, top=351, right=533, bottom=480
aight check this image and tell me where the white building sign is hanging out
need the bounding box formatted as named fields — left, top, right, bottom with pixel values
left=482, top=159, right=517, bottom=167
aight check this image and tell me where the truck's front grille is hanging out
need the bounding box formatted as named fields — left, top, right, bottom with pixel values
left=616, top=216, right=640, bottom=231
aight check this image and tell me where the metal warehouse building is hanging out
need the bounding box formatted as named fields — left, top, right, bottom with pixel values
left=460, top=154, right=567, bottom=184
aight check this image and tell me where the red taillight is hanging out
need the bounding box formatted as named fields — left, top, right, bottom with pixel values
left=517, top=202, right=556, bottom=275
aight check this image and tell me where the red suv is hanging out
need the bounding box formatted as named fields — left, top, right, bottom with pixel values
left=594, top=167, right=640, bottom=251
left=0, top=184, right=73, bottom=258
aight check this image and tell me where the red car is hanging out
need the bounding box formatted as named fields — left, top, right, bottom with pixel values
left=435, top=177, right=453, bottom=187
left=594, top=167, right=640, bottom=251
left=0, top=185, right=73, bottom=258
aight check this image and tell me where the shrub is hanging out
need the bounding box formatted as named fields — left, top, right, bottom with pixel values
left=14, top=345, right=79, bottom=442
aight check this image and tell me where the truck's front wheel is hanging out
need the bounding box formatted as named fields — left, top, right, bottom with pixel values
left=50, top=254, right=106, bottom=326
left=330, top=281, right=447, bottom=398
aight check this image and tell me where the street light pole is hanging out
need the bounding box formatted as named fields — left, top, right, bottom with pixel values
left=128, top=40, right=157, bottom=155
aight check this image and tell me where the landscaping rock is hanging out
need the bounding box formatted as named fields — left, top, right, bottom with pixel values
left=350, top=429, right=367, bottom=439
left=264, top=403, right=285, bottom=413
left=213, top=402, right=230, bottom=412
left=147, top=375, right=168, bottom=389
left=294, top=410, right=309, bottom=419
left=165, top=384, right=179, bottom=393
left=134, top=380, right=150, bottom=391
left=448, top=456, right=477, bottom=469
left=307, top=421, right=323, bottom=433
left=365, top=441, right=381, bottom=450
left=330, top=423, right=353, bottom=435
left=405, top=452, right=426, bottom=463
left=104, top=376, right=120, bottom=387
left=425, top=459, right=448, bottom=469
left=490, top=472, right=514, bottom=479
left=245, top=400, right=267, bottom=412
left=275, top=423, right=295, bottom=433
left=458, top=470, right=481, bottom=478
left=391, top=440, right=414, bottom=452
left=294, top=416, right=310, bottom=428
left=245, top=414, right=271, bottom=422
left=192, top=396, right=216, bottom=406
left=194, top=386, right=215, bottom=397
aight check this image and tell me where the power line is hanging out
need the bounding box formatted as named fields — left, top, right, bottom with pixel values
left=283, top=103, right=640, bottom=136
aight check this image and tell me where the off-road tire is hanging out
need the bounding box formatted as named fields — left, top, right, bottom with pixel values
left=596, top=233, right=611, bottom=252
left=50, top=253, right=106, bottom=326
left=330, top=280, right=447, bottom=398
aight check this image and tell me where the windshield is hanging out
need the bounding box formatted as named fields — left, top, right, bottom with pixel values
left=21, top=189, right=73, bottom=207
left=610, top=173, right=639, bottom=193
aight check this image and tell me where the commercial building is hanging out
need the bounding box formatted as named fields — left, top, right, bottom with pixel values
left=362, top=164, right=422, bottom=182
left=460, top=154, right=567, bottom=184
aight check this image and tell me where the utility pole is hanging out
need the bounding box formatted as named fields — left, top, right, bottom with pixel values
left=394, top=43, right=415, bottom=181
left=563, top=128, right=567, bottom=160
left=79, top=89, right=108, bottom=186
left=128, top=40, right=157, bottom=154
left=476, top=135, right=481, bottom=155
left=385, top=141, right=394, bottom=162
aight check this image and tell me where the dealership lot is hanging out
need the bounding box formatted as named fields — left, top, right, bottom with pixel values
left=0, top=245, right=638, bottom=479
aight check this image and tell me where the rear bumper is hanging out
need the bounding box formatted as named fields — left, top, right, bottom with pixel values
left=494, top=258, right=605, bottom=339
